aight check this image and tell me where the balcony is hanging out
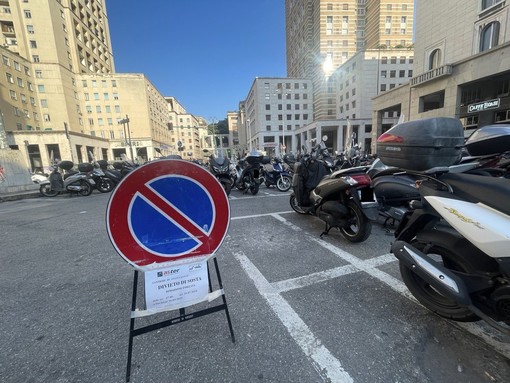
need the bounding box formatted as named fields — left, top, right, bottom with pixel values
left=410, top=64, right=453, bottom=87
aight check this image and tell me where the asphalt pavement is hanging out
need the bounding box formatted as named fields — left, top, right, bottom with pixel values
left=1, top=188, right=509, bottom=383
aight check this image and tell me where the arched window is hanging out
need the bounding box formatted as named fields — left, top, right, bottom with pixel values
left=428, top=48, right=441, bottom=70
left=480, top=21, right=500, bottom=52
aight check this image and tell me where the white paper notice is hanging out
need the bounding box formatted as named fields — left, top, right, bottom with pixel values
left=144, top=260, right=209, bottom=312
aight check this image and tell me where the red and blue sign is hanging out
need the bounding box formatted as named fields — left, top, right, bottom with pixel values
left=106, top=160, right=230, bottom=270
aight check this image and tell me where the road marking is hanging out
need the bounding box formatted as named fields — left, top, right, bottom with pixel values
left=232, top=210, right=510, bottom=359
left=235, top=251, right=354, bottom=383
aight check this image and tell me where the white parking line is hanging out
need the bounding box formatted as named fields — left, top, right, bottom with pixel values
left=232, top=210, right=510, bottom=362
left=235, top=251, right=354, bottom=383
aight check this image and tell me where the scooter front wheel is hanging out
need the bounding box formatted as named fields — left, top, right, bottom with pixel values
left=96, top=177, right=115, bottom=193
left=290, top=195, right=307, bottom=215
left=340, top=200, right=371, bottom=243
left=220, top=179, right=232, bottom=196
left=399, top=241, right=479, bottom=322
left=39, top=184, right=59, bottom=197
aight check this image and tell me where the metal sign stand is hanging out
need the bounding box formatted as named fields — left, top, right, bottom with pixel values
left=125, top=256, right=235, bottom=382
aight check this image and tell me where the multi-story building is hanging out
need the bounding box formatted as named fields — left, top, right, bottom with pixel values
left=0, top=0, right=208, bottom=170
left=166, top=97, right=207, bottom=160
left=241, top=77, right=313, bottom=156
left=332, top=48, right=414, bottom=152
left=372, top=0, right=510, bottom=147
left=285, top=0, right=414, bottom=121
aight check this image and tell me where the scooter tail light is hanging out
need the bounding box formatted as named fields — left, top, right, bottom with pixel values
left=349, top=174, right=372, bottom=187
left=377, top=132, right=404, bottom=143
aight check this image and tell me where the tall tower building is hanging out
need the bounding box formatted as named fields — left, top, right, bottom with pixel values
left=285, top=0, right=414, bottom=120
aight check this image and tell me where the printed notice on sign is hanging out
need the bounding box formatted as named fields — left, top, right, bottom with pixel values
left=144, top=260, right=209, bottom=312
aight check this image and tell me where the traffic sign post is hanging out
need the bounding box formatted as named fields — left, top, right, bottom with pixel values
left=106, top=159, right=235, bottom=382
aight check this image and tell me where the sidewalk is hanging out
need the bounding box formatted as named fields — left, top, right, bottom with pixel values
left=0, top=188, right=41, bottom=202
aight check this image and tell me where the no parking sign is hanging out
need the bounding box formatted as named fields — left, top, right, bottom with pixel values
left=106, top=159, right=230, bottom=270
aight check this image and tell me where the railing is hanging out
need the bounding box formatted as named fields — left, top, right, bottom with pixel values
left=410, top=64, right=453, bottom=87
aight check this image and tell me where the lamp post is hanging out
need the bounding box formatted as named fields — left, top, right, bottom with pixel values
left=118, top=115, right=134, bottom=162
left=275, top=89, right=288, bottom=157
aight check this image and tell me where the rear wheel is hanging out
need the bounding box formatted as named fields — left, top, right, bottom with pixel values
left=340, top=200, right=371, bottom=243
left=39, top=184, right=58, bottom=197
left=249, top=183, right=259, bottom=195
left=399, top=241, right=479, bottom=322
left=277, top=176, right=292, bottom=192
left=79, top=180, right=93, bottom=196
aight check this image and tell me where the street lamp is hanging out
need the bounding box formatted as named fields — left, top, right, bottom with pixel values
left=275, top=89, right=288, bottom=157
left=118, top=115, right=134, bottom=162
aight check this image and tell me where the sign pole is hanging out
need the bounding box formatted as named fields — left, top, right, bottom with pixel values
left=124, top=257, right=235, bottom=382
left=106, top=159, right=235, bottom=382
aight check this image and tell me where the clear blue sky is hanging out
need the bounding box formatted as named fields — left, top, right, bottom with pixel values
left=105, top=0, right=287, bottom=122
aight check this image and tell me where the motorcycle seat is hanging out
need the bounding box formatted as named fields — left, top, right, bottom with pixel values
left=440, top=173, right=510, bottom=216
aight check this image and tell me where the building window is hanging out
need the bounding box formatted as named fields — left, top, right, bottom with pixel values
left=10, top=90, right=17, bottom=100
left=390, top=70, right=396, bottom=78
left=38, top=84, right=45, bottom=92
left=35, top=70, right=42, bottom=78
left=419, top=90, right=445, bottom=112
left=96, top=106, right=101, bottom=113
left=94, top=93, right=99, bottom=100
left=30, top=40, right=37, bottom=48
left=265, top=115, right=271, bottom=121
left=17, top=78, right=24, bottom=87
left=381, top=56, right=387, bottom=64
left=265, top=104, right=270, bottom=110
left=41, top=99, right=48, bottom=108
left=480, top=21, right=500, bottom=52
left=380, top=84, right=387, bottom=92
left=43, top=114, right=51, bottom=122
left=2, top=55, right=9, bottom=66
left=104, top=93, right=109, bottom=100
left=24, top=10, right=32, bottom=18
left=6, top=73, right=14, bottom=83
left=482, top=0, right=503, bottom=11
left=32, top=55, right=40, bottom=62
left=429, top=48, right=441, bottom=70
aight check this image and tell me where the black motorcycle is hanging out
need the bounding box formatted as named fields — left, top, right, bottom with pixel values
left=290, top=136, right=378, bottom=243
left=234, top=150, right=265, bottom=195
left=208, top=151, right=233, bottom=196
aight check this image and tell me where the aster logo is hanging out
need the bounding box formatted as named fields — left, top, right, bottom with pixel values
left=157, top=271, right=163, bottom=277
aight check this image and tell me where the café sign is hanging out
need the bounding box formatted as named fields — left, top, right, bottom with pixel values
left=468, top=98, right=500, bottom=113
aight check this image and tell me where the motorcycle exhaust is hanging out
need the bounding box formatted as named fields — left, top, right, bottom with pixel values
left=67, top=185, right=82, bottom=191
left=391, top=241, right=472, bottom=307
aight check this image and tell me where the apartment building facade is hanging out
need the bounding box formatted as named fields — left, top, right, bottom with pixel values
left=372, top=0, right=510, bottom=149
left=285, top=0, right=414, bottom=121
left=241, top=77, right=313, bottom=156
left=166, top=96, right=208, bottom=160
left=0, top=0, right=207, bottom=170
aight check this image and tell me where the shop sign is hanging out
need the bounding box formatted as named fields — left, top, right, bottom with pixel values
left=468, top=98, right=500, bottom=113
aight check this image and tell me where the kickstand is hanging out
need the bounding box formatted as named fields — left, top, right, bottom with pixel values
left=320, top=223, right=332, bottom=239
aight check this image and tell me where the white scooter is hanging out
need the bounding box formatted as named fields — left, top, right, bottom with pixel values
left=391, top=167, right=510, bottom=334
left=39, top=161, right=95, bottom=197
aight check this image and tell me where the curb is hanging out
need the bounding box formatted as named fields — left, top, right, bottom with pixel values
left=0, top=191, right=41, bottom=203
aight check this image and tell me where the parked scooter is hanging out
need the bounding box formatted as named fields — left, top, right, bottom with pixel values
left=290, top=136, right=378, bottom=242
left=261, top=158, right=292, bottom=192
left=88, top=164, right=115, bottom=193
left=96, top=160, right=123, bottom=185
left=234, top=150, right=265, bottom=195
left=39, top=161, right=95, bottom=197
left=207, top=150, right=234, bottom=196
left=381, top=118, right=510, bottom=334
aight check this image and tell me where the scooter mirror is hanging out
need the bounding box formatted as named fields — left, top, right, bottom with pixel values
left=322, top=135, right=328, bottom=142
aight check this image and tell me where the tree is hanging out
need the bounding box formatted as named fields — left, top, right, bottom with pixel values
left=208, top=118, right=229, bottom=135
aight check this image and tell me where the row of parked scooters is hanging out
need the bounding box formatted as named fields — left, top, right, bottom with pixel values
left=206, top=150, right=294, bottom=196
left=33, top=159, right=137, bottom=197
left=291, top=117, right=510, bottom=336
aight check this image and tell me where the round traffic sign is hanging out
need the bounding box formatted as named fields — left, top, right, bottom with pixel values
left=106, top=159, right=230, bottom=270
